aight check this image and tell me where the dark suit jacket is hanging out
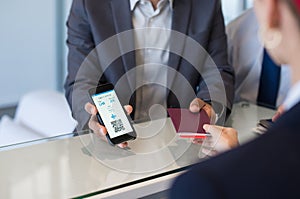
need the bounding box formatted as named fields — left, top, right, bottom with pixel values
left=170, top=102, right=300, bottom=199
left=64, top=0, right=234, bottom=130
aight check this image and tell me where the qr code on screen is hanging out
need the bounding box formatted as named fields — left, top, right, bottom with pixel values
left=111, top=119, right=125, bottom=133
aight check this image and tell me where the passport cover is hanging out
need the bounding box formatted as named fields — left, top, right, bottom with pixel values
left=167, top=108, right=210, bottom=134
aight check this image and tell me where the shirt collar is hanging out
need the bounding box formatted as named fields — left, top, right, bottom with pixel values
left=130, top=0, right=173, bottom=11
left=130, top=0, right=140, bottom=10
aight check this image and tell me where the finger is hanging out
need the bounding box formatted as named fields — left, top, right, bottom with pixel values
left=272, top=112, right=281, bottom=122
left=85, top=102, right=97, bottom=115
left=124, top=105, right=133, bottom=115
left=94, top=126, right=108, bottom=141
left=203, top=124, right=212, bottom=132
left=189, top=98, right=206, bottom=113
left=204, top=125, right=239, bottom=150
left=201, top=147, right=217, bottom=157
left=203, top=124, right=222, bottom=137
left=89, top=115, right=107, bottom=136
left=117, top=142, right=128, bottom=148
left=201, top=104, right=216, bottom=123
left=192, top=138, right=204, bottom=144
left=206, top=149, right=218, bottom=157
left=272, top=105, right=285, bottom=122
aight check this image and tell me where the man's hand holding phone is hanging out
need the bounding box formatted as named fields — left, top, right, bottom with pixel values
left=84, top=102, right=133, bottom=149
left=88, top=84, right=137, bottom=147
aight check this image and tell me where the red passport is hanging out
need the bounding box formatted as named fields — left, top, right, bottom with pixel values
left=167, top=108, right=211, bottom=138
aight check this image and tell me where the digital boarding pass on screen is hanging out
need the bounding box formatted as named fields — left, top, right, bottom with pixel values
left=92, top=90, right=133, bottom=139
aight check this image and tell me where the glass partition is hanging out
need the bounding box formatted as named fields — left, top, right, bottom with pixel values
left=0, top=0, right=252, bottom=151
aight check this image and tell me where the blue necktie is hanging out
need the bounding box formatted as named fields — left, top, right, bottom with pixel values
left=257, top=49, right=281, bottom=109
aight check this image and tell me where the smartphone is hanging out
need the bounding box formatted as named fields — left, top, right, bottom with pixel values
left=89, top=83, right=136, bottom=145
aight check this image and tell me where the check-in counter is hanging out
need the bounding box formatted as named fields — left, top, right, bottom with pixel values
left=0, top=102, right=275, bottom=199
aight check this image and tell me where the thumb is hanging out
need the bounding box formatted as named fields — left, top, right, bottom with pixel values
left=189, top=98, right=206, bottom=113
left=203, top=124, right=222, bottom=137
left=85, top=102, right=97, bottom=115
left=203, top=124, right=211, bottom=132
left=124, top=105, right=133, bottom=115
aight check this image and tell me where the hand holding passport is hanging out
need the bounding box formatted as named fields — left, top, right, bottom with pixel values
left=167, top=108, right=211, bottom=139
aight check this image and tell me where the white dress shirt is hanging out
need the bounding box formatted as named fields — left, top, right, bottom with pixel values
left=226, top=8, right=291, bottom=108
left=130, top=0, right=173, bottom=120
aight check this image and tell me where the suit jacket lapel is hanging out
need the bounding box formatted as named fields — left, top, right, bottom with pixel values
left=168, top=0, right=191, bottom=89
left=110, top=0, right=136, bottom=91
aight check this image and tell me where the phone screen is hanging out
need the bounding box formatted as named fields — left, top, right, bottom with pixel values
left=91, top=89, right=133, bottom=139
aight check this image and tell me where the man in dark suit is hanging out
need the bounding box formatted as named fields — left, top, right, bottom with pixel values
left=64, top=0, right=234, bottom=139
left=170, top=0, right=300, bottom=197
